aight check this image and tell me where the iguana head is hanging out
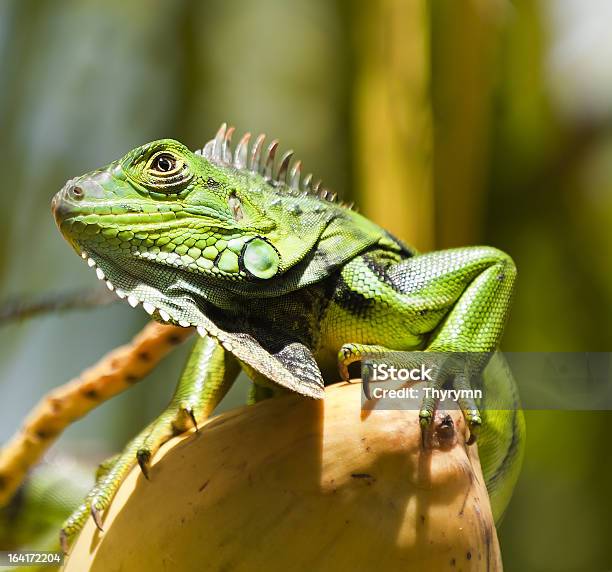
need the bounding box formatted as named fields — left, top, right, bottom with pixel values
left=53, top=124, right=403, bottom=308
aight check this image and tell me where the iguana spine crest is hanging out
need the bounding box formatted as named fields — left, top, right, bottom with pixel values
left=196, top=123, right=355, bottom=210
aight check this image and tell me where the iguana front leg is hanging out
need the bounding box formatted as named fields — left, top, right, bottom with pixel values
left=334, top=247, right=516, bottom=442
left=411, top=247, right=516, bottom=436
left=60, top=335, right=240, bottom=550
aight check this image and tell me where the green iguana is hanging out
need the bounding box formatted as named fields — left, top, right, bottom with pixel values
left=47, top=123, right=524, bottom=549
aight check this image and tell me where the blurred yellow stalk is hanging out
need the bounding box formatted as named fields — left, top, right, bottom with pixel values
left=353, top=0, right=434, bottom=251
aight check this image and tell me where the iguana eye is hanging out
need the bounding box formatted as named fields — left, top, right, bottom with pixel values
left=135, top=148, right=192, bottom=193
left=151, top=153, right=177, bottom=174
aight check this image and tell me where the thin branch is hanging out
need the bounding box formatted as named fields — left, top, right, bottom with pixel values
left=0, top=321, right=194, bottom=506
left=0, top=288, right=117, bottom=326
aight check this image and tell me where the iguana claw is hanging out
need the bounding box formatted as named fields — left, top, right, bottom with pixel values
left=136, top=449, right=151, bottom=480
left=60, top=529, right=69, bottom=555
left=91, top=506, right=104, bottom=532
left=176, top=403, right=199, bottom=433
left=465, top=413, right=482, bottom=445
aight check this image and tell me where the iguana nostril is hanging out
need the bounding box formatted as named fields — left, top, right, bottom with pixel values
left=70, top=185, right=84, bottom=200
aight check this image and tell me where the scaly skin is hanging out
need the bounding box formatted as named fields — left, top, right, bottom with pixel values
left=50, top=124, right=525, bottom=547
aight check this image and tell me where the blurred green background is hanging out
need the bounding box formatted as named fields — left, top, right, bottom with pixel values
left=1, top=0, right=611, bottom=569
